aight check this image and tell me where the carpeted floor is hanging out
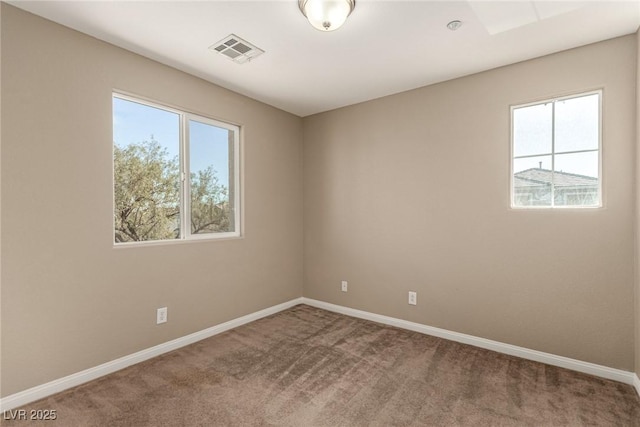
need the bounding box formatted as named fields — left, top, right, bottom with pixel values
left=3, top=304, right=639, bottom=426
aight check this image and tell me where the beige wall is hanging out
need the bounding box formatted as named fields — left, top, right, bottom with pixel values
left=0, top=2, right=3, bottom=394
left=303, top=35, right=637, bottom=370
left=1, top=4, right=303, bottom=396
left=636, top=29, right=640, bottom=378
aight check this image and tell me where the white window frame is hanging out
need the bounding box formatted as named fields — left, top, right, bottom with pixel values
left=510, top=90, right=602, bottom=209
left=113, top=92, right=241, bottom=246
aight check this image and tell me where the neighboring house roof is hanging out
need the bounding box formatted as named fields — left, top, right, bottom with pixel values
left=514, top=168, right=597, bottom=189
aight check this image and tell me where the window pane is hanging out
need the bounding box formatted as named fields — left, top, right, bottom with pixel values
left=555, top=94, right=599, bottom=153
left=513, top=156, right=552, bottom=207
left=513, top=103, right=552, bottom=157
left=113, top=97, right=180, bottom=243
left=189, top=120, right=234, bottom=235
left=553, top=151, right=599, bottom=206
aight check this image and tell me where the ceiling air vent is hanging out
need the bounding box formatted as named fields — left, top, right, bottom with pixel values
left=209, top=34, right=264, bottom=64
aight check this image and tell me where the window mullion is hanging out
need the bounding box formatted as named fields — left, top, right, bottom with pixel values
left=514, top=148, right=597, bottom=160
left=550, top=101, right=556, bottom=207
left=181, top=114, right=189, bottom=240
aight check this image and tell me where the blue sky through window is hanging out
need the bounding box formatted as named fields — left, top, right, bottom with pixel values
left=113, top=96, right=230, bottom=187
left=189, top=120, right=230, bottom=186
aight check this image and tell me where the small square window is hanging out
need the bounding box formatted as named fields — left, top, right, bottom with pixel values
left=511, top=91, right=601, bottom=209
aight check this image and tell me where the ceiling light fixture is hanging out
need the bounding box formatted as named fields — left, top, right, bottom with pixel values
left=298, top=0, right=356, bottom=32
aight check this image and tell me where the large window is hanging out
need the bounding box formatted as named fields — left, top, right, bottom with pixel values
left=511, top=91, right=601, bottom=208
left=113, top=94, right=240, bottom=244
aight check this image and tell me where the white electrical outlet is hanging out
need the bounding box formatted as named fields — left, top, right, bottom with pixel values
left=408, top=291, right=417, bottom=306
left=341, top=281, right=348, bottom=292
left=157, top=307, right=168, bottom=324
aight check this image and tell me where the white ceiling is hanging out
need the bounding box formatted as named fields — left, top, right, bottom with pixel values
left=7, top=1, right=640, bottom=117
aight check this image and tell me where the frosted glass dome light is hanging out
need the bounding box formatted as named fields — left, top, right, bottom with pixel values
left=298, top=0, right=356, bottom=32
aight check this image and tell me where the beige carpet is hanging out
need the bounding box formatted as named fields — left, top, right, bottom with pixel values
left=3, top=304, right=639, bottom=426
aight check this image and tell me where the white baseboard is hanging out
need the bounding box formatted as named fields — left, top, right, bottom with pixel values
left=301, top=298, right=637, bottom=387
left=2, top=296, right=637, bottom=412
left=0, top=297, right=304, bottom=412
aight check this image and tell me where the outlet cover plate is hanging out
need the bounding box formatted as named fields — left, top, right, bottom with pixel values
left=157, top=307, right=168, bottom=324
left=408, top=291, right=417, bottom=305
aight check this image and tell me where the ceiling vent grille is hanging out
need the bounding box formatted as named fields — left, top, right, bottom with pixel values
left=209, top=34, right=264, bottom=64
